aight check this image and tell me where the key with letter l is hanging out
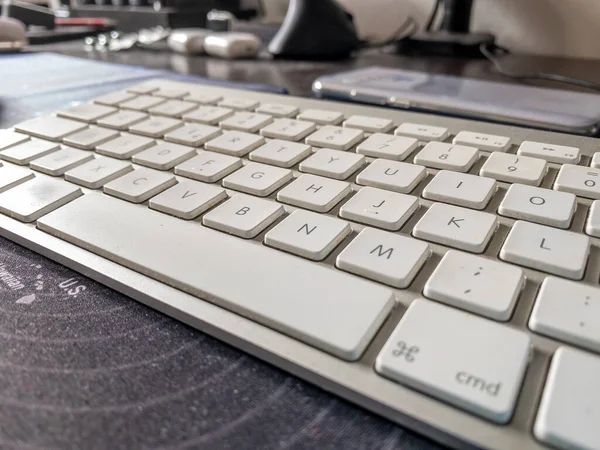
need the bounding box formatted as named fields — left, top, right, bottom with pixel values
left=500, top=221, right=590, bottom=279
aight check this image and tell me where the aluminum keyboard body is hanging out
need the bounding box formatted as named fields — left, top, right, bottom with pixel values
left=2, top=79, right=600, bottom=450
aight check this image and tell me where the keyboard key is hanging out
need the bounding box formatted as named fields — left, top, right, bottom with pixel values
left=58, top=103, right=117, bottom=122
left=591, top=152, right=600, bottom=169
left=62, top=126, right=119, bottom=150
left=128, top=116, right=183, bottom=138
left=149, top=180, right=227, bottom=220
left=126, top=83, right=159, bottom=94
left=0, top=177, right=82, bottom=222
left=413, top=203, right=497, bottom=253
left=265, top=210, right=351, bottom=260
left=530, top=277, right=600, bottom=353
left=0, top=130, right=29, bottom=151
left=277, top=174, right=351, bottom=213
left=132, top=142, right=196, bottom=170
left=356, top=159, right=426, bottom=194
left=164, top=123, right=221, bottom=147
left=95, top=133, right=154, bottom=159
left=222, top=162, right=293, bottom=197
left=96, top=110, right=148, bottom=130
left=255, top=103, right=298, bottom=118
left=204, top=131, right=265, bottom=157
left=0, top=165, right=35, bottom=193
left=249, top=140, right=312, bottom=168
left=93, top=91, right=136, bottom=106
left=586, top=200, right=600, bottom=237
left=148, top=99, right=197, bottom=117
left=38, top=193, right=394, bottom=360
left=414, top=142, right=478, bottom=172
left=336, top=227, right=429, bottom=288
left=534, top=347, right=600, bottom=450
left=151, top=87, right=186, bottom=100
left=203, top=194, right=283, bottom=238
left=499, top=184, right=576, bottom=228
left=0, top=139, right=59, bottom=165
left=103, top=168, right=176, bottom=203
left=554, top=165, right=600, bottom=199
left=15, top=117, right=87, bottom=142
left=182, top=106, right=233, bottom=125
left=153, top=88, right=188, bottom=99
left=300, top=148, right=365, bottom=180
left=305, top=125, right=364, bottom=151
left=219, top=112, right=273, bottom=133
left=356, top=133, right=418, bottom=161
left=64, top=158, right=133, bottom=189
left=339, top=187, right=418, bottom=231
left=422, top=171, right=496, bottom=209
left=297, top=109, right=343, bottom=125
left=376, top=299, right=530, bottom=423
left=343, top=115, right=393, bottom=133
left=480, top=152, right=547, bottom=186
left=424, top=250, right=524, bottom=321
left=517, top=140, right=580, bottom=164
left=395, top=123, right=448, bottom=141
left=218, top=98, right=259, bottom=111
left=174, top=151, right=242, bottom=183
left=260, top=118, right=316, bottom=141
left=183, top=92, right=222, bottom=105
left=452, top=131, right=510, bottom=152
left=120, top=95, right=166, bottom=111
left=500, top=220, right=589, bottom=279
left=30, top=147, right=94, bottom=176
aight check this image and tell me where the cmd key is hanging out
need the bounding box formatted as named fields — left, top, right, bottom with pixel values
left=376, top=299, right=530, bottom=423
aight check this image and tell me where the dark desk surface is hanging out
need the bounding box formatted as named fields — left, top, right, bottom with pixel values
left=30, top=41, right=600, bottom=97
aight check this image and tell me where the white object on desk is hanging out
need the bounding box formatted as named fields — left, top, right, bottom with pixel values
left=204, top=32, right=262, bottom=59
left=167, top=29, right=211, bottom=55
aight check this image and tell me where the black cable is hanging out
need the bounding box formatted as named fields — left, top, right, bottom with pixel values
left=425, top=0, right=442, bottom=31
left=361, top=16, right=418, bottom=48
left=480, top=43, right=600, bottom=93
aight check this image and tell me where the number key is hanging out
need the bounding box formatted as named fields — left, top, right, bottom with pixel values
left=413, top=142, right=478, bottom=172
left=305, top=125, right=364, bottom=151
left=480, top=152, right=547, bottom=186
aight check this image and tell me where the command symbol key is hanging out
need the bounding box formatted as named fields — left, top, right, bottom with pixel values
left=375, top=299, right=530, bottom=423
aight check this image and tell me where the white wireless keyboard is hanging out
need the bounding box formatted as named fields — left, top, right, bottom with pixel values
left=2, top=79, right=600, bottom=450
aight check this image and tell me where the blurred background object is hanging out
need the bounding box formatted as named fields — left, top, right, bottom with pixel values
left=261, top=0, right=600, bottom=59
